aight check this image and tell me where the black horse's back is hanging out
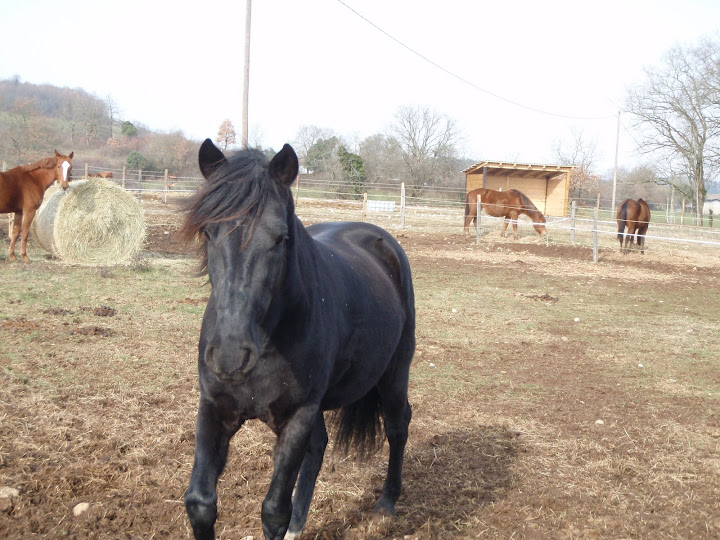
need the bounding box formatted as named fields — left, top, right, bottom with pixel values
left=307, top=222, right=416, bottom=460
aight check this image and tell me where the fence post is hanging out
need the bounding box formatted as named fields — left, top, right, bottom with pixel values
left=670, top=187, right=675, bottom=224
left=163, top=169, right=169, bottom=204
left=475, top=198, right=482, bottom=244
left=85, top=163, right=89, bottom=179
left=593, top=206, right=598, bottom=264
left=400, top=183, right=406, bottom=228
left=122, top=166, right=126, bottom=189
left=362, top=193, right=367, bottom=222
left=681, top=199, right=686, bottom=225
left=570, top=200, right=576, bottom=244
left=2, top=160, right=6, bottom=172
left=138, top=169, right=143, bottom=199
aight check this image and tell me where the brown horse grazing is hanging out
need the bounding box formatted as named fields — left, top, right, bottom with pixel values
left=1, top=150, right=74, bottom=261
left=464, top=187, right=547, bottom=239
left=617, top=198, right=650, bottom=254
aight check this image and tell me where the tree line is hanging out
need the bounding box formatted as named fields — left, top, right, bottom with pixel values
left=3, top=35, right=720, bottom=215
left=0, top=78, right=200, bottom=177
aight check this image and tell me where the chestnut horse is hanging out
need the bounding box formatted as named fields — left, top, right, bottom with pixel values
left=464, top=187, right=546, bottom=239
left=617, top=198, right=650, bottom=254
left=1, top=150, right=74, bottom=261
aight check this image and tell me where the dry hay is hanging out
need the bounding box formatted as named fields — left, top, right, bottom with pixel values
left=31, top=179, right=145, bottom=265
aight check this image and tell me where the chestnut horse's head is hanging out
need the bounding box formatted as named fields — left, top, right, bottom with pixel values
left=54, top=150, right=74, bottom=190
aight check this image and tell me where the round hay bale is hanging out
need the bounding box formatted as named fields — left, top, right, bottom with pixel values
left=31, top=179, right=145, bottom=265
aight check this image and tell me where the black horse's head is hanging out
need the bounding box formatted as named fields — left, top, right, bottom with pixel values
left=182, top=139, right=299, bottom=381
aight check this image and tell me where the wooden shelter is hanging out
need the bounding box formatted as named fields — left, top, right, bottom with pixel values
left=464, top=161, right=574, bottom=217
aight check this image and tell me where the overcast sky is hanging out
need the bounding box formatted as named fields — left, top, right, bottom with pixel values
left=2, top=0, right=720, bottom=173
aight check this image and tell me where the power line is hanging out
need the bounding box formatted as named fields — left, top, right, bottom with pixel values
left=336, top=0, right=615, bottom=121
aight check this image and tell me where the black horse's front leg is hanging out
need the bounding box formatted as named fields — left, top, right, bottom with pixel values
left=185, top=401, right=240, bottom=540
left=285, top=412, right=328, bottom=539
left=261, top=404, right=320, bottom=540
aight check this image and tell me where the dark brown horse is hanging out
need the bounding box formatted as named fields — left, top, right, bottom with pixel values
left=617, top=198, right=650, bottom=254
left=1, top=150, right=74, bottom=261
left=464, top=187, right=546, bottom=239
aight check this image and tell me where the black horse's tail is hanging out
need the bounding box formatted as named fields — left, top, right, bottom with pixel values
left=464, top=192, right=472, bottom=221
left=617, top=200, right=628, bottom=241
left=332, top=387, right=384, bottom=460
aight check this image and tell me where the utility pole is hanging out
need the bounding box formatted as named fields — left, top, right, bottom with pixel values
left=611, top=110, right=620, bottom=214
left=241, top=0, right=252, bottom=149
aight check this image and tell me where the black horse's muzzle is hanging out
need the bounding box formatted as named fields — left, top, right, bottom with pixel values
left=204, top=340, right=258, bottom=382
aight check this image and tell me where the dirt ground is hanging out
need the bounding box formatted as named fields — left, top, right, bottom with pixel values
left=0, top=195, right=718, bottom=539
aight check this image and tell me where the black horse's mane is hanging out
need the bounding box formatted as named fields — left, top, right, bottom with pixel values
left=181, top=148, right=278, bottom=238
left=181, top=148, right=280, bottom=272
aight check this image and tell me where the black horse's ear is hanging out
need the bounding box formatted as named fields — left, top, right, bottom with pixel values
left=198, top=139, right=227, bottom=179
left=269, top=144, right=299, bottom=188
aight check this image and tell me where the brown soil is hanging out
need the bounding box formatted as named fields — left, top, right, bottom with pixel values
left=0, top=194, right=718, bottom=539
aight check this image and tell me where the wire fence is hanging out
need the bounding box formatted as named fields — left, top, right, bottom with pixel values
left=78, top=164, right=720, bottom=259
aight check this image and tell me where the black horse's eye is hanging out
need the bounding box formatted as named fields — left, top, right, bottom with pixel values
left=202, top=228, right=211, bottom=240
left=275, top=234, right=289, bottom=246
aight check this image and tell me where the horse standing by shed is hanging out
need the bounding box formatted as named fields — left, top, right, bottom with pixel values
left=617, top=198, right=651, bottom=254
left=0, top=150, right=74, bottom=261
left=180, top=140, right=416, bottom=540
left=464, top=187, right=547, bottom=239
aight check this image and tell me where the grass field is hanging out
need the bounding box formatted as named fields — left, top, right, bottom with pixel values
left=0, top=197, right=718, bottom=539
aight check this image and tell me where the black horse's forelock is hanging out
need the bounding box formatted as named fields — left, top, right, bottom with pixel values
left=180, top=148, right=279, bottom=271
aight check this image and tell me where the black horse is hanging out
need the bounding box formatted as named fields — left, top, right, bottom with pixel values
left=180, top=140, right=416, bottom=540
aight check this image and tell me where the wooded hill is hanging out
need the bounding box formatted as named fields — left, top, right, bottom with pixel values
left=0, top=78, right=202, bottom=177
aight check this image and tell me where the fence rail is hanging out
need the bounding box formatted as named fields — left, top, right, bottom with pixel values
left=69, top=164, right=720, bottom=260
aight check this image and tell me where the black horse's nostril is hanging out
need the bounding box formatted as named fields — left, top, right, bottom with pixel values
left=204, top=344, right=256, bottom=380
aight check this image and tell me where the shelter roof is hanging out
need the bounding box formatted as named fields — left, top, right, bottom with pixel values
left=463, top=161, right=574, bottom=180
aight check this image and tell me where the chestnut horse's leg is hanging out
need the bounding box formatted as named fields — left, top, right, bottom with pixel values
left=508, top=212, right=519, bottom=240
left=262, top=403, right=320, bottom=540
left=463, top=214, right=474, bottom=235
left=19, top=208, right=37, bottom=262
left=500, top=218, right=509, bottom=237
left=284, top=412, right=328, bottom=539
left=638, top=224, right=649, bottom=254
left=8, top=212, right=22, bottom=262
left=463, top=196, right=476, bottom=235
left=185, top=401, right=241, bottom=540
left=623, top=224, right=635, bottom=254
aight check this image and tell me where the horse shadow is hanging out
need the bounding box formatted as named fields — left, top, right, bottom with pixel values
left=401, top=425, right=521, bottom=522
left=311, top=424, right=522, bottom=538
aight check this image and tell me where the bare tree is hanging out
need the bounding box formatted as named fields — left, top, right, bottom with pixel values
left=389, top=106, right=462, bottom=195
left=216, top=119, right=237, bottom=151
left=293, top=125, right=335, bottom=169
left=359, top=133, right=404, bottom=185
left=77, top=94, right=105, bottom=146
left=4, top=97, right=51, bottom=161
left=105, top=94, right=120, bottom=140
left=626, top=37, right=720, bottom=222
left=553, top=128, right=601, bottom=202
